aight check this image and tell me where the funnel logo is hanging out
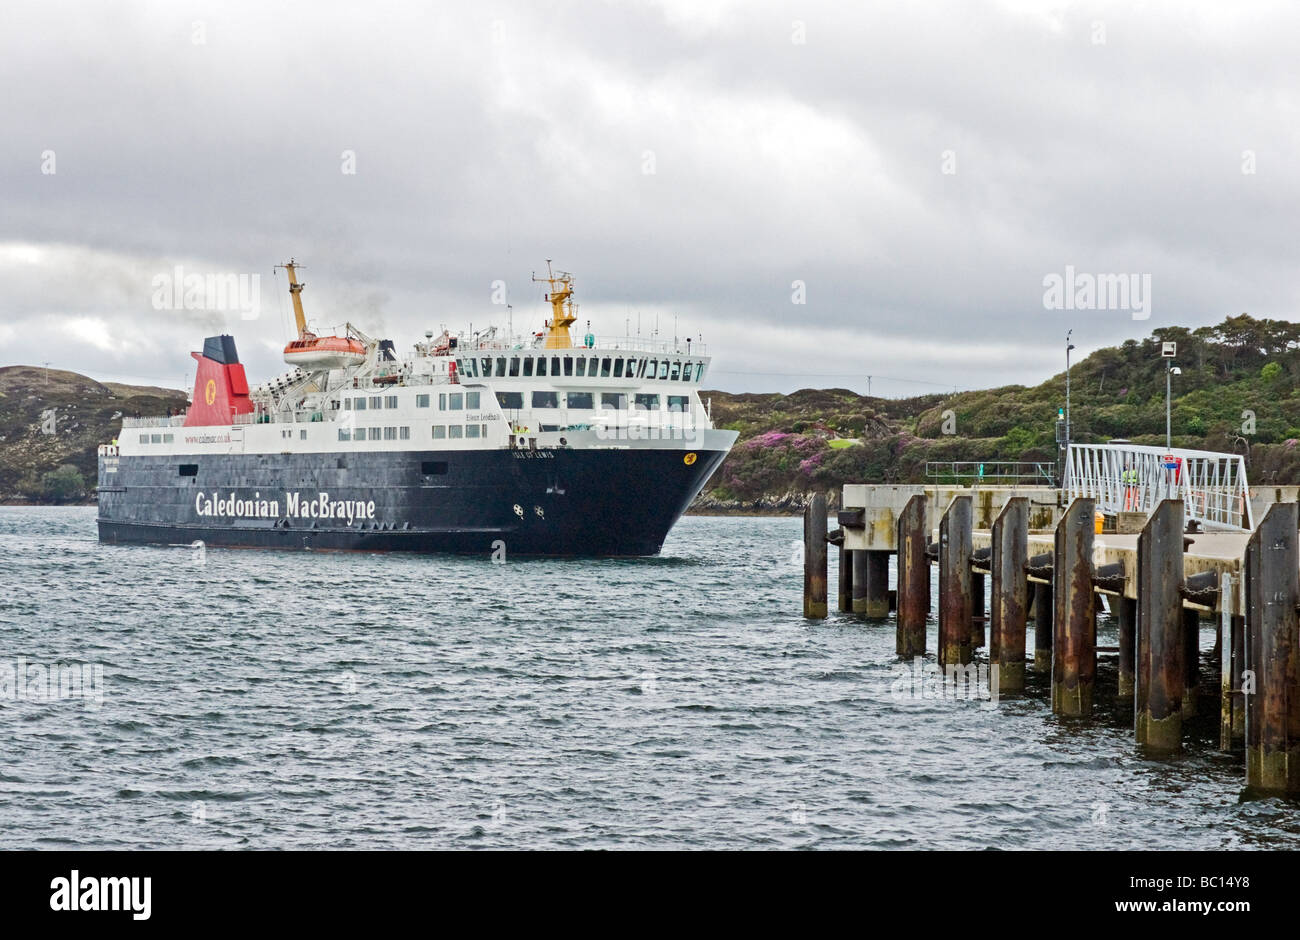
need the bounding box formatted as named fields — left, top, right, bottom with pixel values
left=205, top=380, right=217, bottom=405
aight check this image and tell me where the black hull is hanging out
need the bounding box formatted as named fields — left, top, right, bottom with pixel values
left=97, top=445, right=727, bottom=557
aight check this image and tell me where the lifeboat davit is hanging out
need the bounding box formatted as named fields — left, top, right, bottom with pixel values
left=283, top=333, right=367, bottom=369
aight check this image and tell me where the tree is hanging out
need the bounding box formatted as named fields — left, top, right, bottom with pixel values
left=41, top=464, right=85, bottom=503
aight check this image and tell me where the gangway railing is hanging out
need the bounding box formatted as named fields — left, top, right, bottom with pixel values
left=1064, top=443, right=1252, bottom=530
left=924, top=462, right=1057, bottom=486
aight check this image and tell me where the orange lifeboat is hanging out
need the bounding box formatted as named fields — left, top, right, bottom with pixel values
left=283, top=333, right=367, bottom=369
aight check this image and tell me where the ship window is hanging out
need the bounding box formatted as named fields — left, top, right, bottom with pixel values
left=563, top=356, right=573, bottom=376
left=385, top=395, right=398, bottom=409
left=300, top=429, right=308, bottom=440
left=626, top=358, right=637, bottom=376
left=696, top=363, right=706, bottom=381
left=370, top=396, right=382, bottom=409
left=532, top=391, right=558, bottom=408
left=575, top=357, right=586, bottom=377
left=567, top=392, right=593, bottom=409
left=523, top=357, right=534, bottom=377
left=466, top=424, right=481, bottom=438
left=494, top=357, right=505, bottom=376
left=535, top=357, right=547, bottom=376
left=509, top=357, right=520, bottom=377
left=163, top=434, right=173, bottom=443
left=481, top=357, right=491, bottom=377
left=416, top=394, right=430, bottom=408
left=496, top=391, right=523, bottom=409
left=601, top=357, right=612, bottom=377
left=670, top=361, right=681, bottom=381
left=465, top=391, right=480, bottom=409
left=681, top=362, right=692, bottom=381
left=421, top=460, right=447, bottom=475
left=449, top=425, right=463, bottom=439
left=438, top=393, right=446, bottom=409
left=178, top=464, right=198, bottom=476
left=601, top=392, right=626, bottom=410
left=343, top=398, right=352, bottom=410
left=151, top=434, right=162, bottom=443
left=481, top=424, right=487, bottom=437
left=383, top=427, right=396, bottom=440
left=338, top=428, right=351, bottom=441
left=668, top=395, right=689, bottom=412
left=369, top=428, right=381, bottom=441
left=658, top=361, right=669, bottom=379
left=432, top=425, right=446, bottom=439
left=400, top=427, right=411, bottom=440
left=613, top=359, right=624, bottom=378
left=590, top=357, right=600, bottom=376
left=551, top=357, right=561, bottom=375
left=354, top=398, right=367, bottom=410
left=449, top=393, right=463, bottom=410
left=646, top=359, right=657, bottom=379
left=139, top=434, right=148, bottom=444
left=635, top=394, right=660, bottom=411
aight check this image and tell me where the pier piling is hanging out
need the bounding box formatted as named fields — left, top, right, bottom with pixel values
left=864, top=551, right=891, bottom=618
left=837, top=545, right=854, bottom=613
left=1245, top=502, right=1300, bottom=794
left=970, top=569, right=987, bottom=648
left=1136, top=500, right=1184, bottom=752
left=1117, top=597, right=1137, bottom=701
left=851, top=548, right=869, bottom=614
left=1052, top=498, right=1097, bottom=717
left=990, top=497, right=1029, bottom=693
left=803, top=492, right=828, bottom=619
left=938, top=495, right=973, bottom=668
left=1030, top=569, right=1053, bottom=673
left=896, top=494, right=929, bottom=657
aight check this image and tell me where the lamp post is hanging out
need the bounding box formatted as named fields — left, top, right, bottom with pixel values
left=1065, top=330, right=1075, bottom=448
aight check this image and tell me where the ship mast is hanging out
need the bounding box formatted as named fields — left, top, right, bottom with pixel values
left=532, top=260, right=576, bottom=349
left=276, top=259, right=311, bottom=340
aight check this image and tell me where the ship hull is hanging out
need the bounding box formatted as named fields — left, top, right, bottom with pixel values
left=97, top=440, right=731, bottom=557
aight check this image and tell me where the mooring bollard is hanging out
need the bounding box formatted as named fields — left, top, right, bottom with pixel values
left=1136, top=499, right=1184, bottom=752
left=803, top=492, right=828, bottom=619
left=990, top=497, right=1029, bottom=694
left=864, top=551, right=891, bottom=618
left=938, top=495, right=973, bottom=668
left=1245, top=502, right=1300, bottom=794
left=1052, top=498, right=1096, bottom=717
left=1117, top=596, right=1137, bottom=701
left=896, top=494, right=929, bottom=657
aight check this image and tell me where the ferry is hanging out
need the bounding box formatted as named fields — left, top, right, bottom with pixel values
left=96, top=261, right=737, bottom=555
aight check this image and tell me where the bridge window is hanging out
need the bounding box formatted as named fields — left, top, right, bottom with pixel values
left=601, top=392, right=627, bottom=410
left=696, top=363, right=706, bottom=381
left=667, top=395, right=689, bottom=412
left=532, top=391, right=559, bottom=408
left=626, top=358, right=637, bottom=377
left=536, top=356, right=547, bottom=376
left=523, top=357, right=535, bottom=377
left=658, top=361, right=670, bottom=379
left=481, top=357, right=492, bottom=377
left=601, top=357, right=612, bottom=377
left=646, top=359, right=657, bottom=379
left=634, top=393, right=660, bottom=411
left=613, top=359, right=624, bottom=378
left=509, top=357, right=520, bottom=377
left=551, top=356, right=561, bottom=375
left=567, top=392, right=593, bottom=409
left=495, top=357, right=506, bottom=376
left=496, top=391, right=524, bottom=409
left=563, top=356, right=573, bottom=376
left=668, top=362, right=679, bottom=381
left=681, top=362, right=692, bottom=381
left=590, top=357, right=601, bottom=376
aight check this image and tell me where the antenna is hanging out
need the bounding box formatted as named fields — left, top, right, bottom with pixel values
left=43, top=361, right=51, bottom=384
left=508, top=303, right=513, bottom=340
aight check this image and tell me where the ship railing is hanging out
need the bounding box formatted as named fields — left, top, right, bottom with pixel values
left=121, top=415, right=187, bottom=428
left=98, top=444, right=119, bottom=457
left=457, top=335, right=707, bottom=356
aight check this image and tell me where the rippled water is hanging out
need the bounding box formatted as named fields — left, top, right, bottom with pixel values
left=2, top=507, right=1298, bottom=849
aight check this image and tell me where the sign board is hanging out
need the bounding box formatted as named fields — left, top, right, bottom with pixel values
left=1161, top=341, right=1177, bottom=358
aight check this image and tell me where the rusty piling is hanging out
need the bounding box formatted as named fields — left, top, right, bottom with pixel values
left=851, top=548, right=868, bottom=614
left=896, top=494, right=929, bottom=657
left=864, top=551, right=891, bottom=618
left=938, top=495, right=973, bottom=668
left=837, top=545, right=854, bottom=614
left=1052, top=498, right=1096, bottom=717
left=1245, top=502, right=1300, bottom=794
left=1135, top=499, right=1184, bottom=752
left=990, top=497, right=1028, bottom=694
left=803, top=492, right=828, bottom=619
left=1117, top=596, right=1137, bottom=701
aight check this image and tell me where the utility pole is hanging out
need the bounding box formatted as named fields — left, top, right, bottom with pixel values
left=1166, top=359, right=1172, bottom=451
left=866, top=375, right=872, bottom=398
left=43, top=361, right=51, bottom=385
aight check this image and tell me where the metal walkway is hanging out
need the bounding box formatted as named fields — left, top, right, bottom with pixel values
left=1063, top=442, right=1252, bottom=531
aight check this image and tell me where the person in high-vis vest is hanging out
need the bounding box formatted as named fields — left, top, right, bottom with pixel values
left=1123, top=464, right=1139, bottom=510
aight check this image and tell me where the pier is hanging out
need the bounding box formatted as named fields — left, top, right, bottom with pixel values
left=803, top=480, right=1300, bottom=796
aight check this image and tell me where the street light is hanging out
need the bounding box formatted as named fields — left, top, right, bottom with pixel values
left=1161, top=341, right=1178, bottom=451
left=1065, top=330, right=1076, bottom=449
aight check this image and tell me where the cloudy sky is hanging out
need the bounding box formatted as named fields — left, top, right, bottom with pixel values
left=2, top=0, right=1297, bottom=397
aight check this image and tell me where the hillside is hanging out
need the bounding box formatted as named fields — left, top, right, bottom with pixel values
left=697, top=314, right=1300, bottom=510
left=0, top=367, right=186, bottom=503
left=2, top=314, right=1298, bottom=507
